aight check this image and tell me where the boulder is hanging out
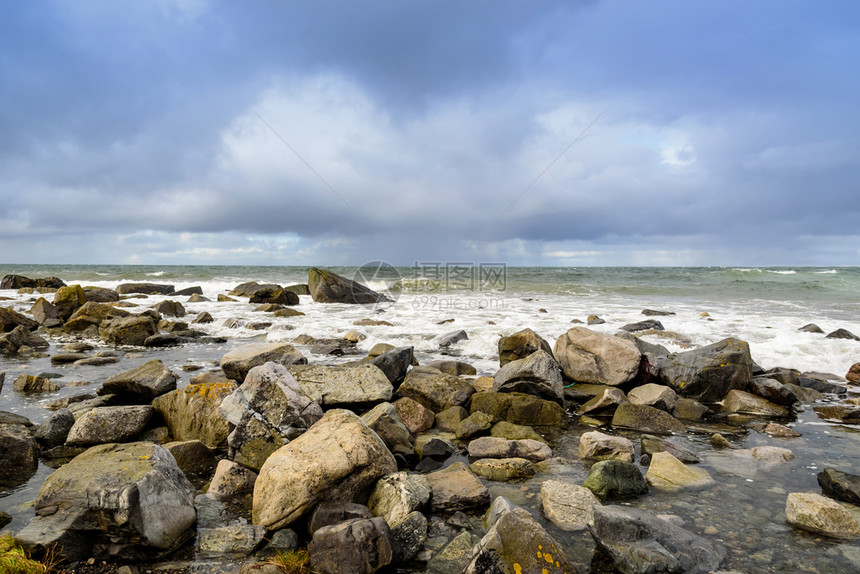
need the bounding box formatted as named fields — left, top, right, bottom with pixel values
left=722, top=389, right=788, bottom=417
left=467, top=436, right=552, bottom=462
left=426, top=462, right=491, bottom=513
left=0, top=306, right=40, bottom=332
left=785, top=492, right=860, bottom=539
left=192, top=311, right=214, bottom=324
left=309, top=502, right=374, bottom=536
left=672, top=398, right=709, bottom=421
left=470, top=457, right=536, bottom=482
left=53, top=285, right=87, bottom=322
left=82, top=286, right=120, bottom=302
left=583, top=460, right=648, bottom=500
left=796, top=375, right=846, bottom=395
left=465, top=507, right=575, bottom=574
left=99, top=315, right=158, bottom=346
left=490, top=421, right=547, bottom=443
left=360, top=402, right=414, bottom=455
left=152, top=381, right=237, bottom=448
left=589, top=504, right=726, bottom=574
left=554, top=327, right=642, bottom=386
left=847, top=362, right=860, bottom=384
left=818, top=468, right=860, bottom=505
left=653, top=338, right=753, bottom=403
left=578, top=431, right=635, bottom=463
left=620, top=319, right=664, bottom=332
left=763, top=422, right=802, bottom=438
left=66, top=405, right=154, bottom=446
left=31, top=297, right=62, bottom=328
left=285, top=283, right=310, bottom=295
left=434, top=329, right=468, bottom=348
left=428, top=531, right=480, bottom=574
left=0, top=420, right=39, bottom=483
left=13, top=374, right=61, bottom=394
left=221, top=342, right=307, bottom=382
left=288, top=364, right=393, bottom=406
left=0, top=325, right=48, bottom=354
left=540, top=479, right=600, bottom=531
left=493, top=349, right=564, bottom=404
left=164, top=440, right=216, bottom=479
left=640, top=435, right=699, bottom=464
left=34, top=409, right=76, bottom=449
left=308, top=517, right=393, bottom=574
left=627, top=383, right=678, bottom=412
left=470, top=391, right=566, bottom=427
left=219, top=362, right=323, bottom=471
left=16, top=442, right=196, bottom=561
left=576, top=387, right=628, bottom=415
left=208, top=459, right=258, bottom=502
left=398, top=366, right=475, bottom=412
left=63, top=301, right=130, bottom=332
left=198, top=522, right=266, bottom=555
left=369, top=346, right=414, bottom=385
left=253, top=409, right=397, bottom=530
left=229, top=282, right=278, bottom=297
left=748, top=377, right=799, bottom=406
left=826, top=328, right=860, bottom=341
left=367, top=472, right=431, bottom=562
left=498, top=328, right=553, bottom=366
left=393, top=397, right=434, bottom=434
left=813, top=404, right=860, bottom=423
left=100, top=359, right=177, bottom=402
left=152, top=300, right=186, bottom=317
left=1, top=274, right=65, bottom=290
left=250, top=287, right=299, bottom=306
left=611, top=402, right=685, bottom=434
left=455, top=411, right=497, bottom=441
left=116, top=282, right=175, bottom=295
left=645, top=452, right=714, bottom=491
left=433, top=406, right=469, bottom=432
left=308, top=267, right=391, bottom=305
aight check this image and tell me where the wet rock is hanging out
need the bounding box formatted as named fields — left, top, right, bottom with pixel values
left=82, top=286, right=120, bottom=302
left=763, top=422, right=801, bottom=438
left=434, top=329, right=468, bottom=348
left=308, top=517, right=393, bottom=574
left=360, top=402, right=414, bottom=455
left=470, top=457, right=535, bottom=481
left=818, top=468, right=860, bottom=505
left=192, top=311, right=214, bottom=324
left=576, top=387, right=628, bottom=415
left=467, top=436, right=552, bottom=462
left=0, top=420, right=39, bottom=482
left=465, top=507, right=575, bottom=574
left=748, top=377, right=800, bottom=406
left=51, top=352, right=90, bottom=364
left=653, top=338, right=753, bottom=403
left=308, top=267, right=391, bottom=305
left=627, top=383, right=678, bottom=412
left=66, top=405, right=154, bottom=446
left=250, top=287, right=299, bottom=306
left=52, top=284, right=88, bottom=323
left=813, top=404, right=860, bottom=423
left=710, top=433, right=731, bottom=449
left=722, top=389, right=789, bottom=417
left=99, top=315, right=158, bottom=346
left=219, top=362, right=323, bottom=471
left=493, top=349, right=564, bottom=404
left=498, top=328, right=553, bottom=366
left=587, top=315, right=606, bottom=325
left=578, top=431, right=635, bottom=463
left=309, top=502, right=374, bottom=535
left=640, top=435, right=699, bottom=464
left=63, top=301, right=130, bottom=333
left=398, top=367, right=475, bottom=412
left=785, top=492, right=860, bottom=539
left=152, top=380, right=236, bottom=448
left=393, top=397, right=434, bottom=433
left=31, top=297, right=62, bottom=327
left=847, top=363, right=860, bottom=384
left=427, top=530, right=478, bottom=574
left=100, top=359, right=177, bottom=402
left=470, top=391, right=566, bottom=427
left=620, top=319, right=664, bottom=332
left=796, top=375, right=846, bottom=395
left=198, top=522, right=266, bottom=555
left=799, top=323, right=824, bottom=333
left=427, top=462, right=490, bottom=513
left=583, top=460, right=648, bottom=500
left=289, top=363, right=393, bottom=406
left=554, top=327, right=642, bottom=386
left=13, top=374, right=61, bottom=394
left=285, top=283, right=310, bottom=295
left=490, top=421, right=547, bottom=443
left=645, top=452, right=714, bottom=491
left=2, top=274, right=65, bottom=290
left=34, top=408, right=75, bottom=449
left=455, top=411, right=497, bottom=441
left=208, top=459, right=258, bottom=502
left=230, top=282, right=278, bottom=297
left=369, top=346, right=414, bottom=385
left=221, top=342, right=307, bottom=383
left=434, top=406, right=469, bottom=432
left=642, top=309, right=675, bottom=317
left=611, top=402, right=685, bottom=434
left=16, top=442, right=196, bottom=561
left=826, top=328, right=860, bottom=341
left=0, top=306, right=40, bottom=332
left=152, top=299, right=186, bottom=317
left=540, top=479, right=600, bottom=531
left=0, top=325, right=49, bottom=354
left=589, top=504, right=726, bottom=574
left=253, top=409, right=397, bottom=530
left=164, top=440, right=215, bottom=479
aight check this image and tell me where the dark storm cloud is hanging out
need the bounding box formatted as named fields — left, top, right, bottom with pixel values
left=0, top=0, right=858, bottom=265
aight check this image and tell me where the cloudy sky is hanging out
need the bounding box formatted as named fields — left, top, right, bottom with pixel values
left=1, top=1, right=858, bottom=266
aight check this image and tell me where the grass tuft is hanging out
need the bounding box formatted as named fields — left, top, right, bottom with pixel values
left=266, top=548, right=311, bottom=574
left=0, top=534, right=61, bottom=574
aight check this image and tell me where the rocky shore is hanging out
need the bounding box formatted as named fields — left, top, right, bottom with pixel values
left=1, top=268, right=859, bottom=574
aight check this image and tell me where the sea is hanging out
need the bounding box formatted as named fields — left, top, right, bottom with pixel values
left=1, top=264, right=859, bottom=572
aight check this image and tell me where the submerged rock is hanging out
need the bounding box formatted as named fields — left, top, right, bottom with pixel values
left=785, top=492, right=860, bottom=539
left=645, top=452, right=714, bottom=491
left=818, top=468, right=860, bottom=505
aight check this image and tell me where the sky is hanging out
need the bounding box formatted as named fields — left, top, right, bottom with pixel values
left=1, top=0, right=858, bottom=267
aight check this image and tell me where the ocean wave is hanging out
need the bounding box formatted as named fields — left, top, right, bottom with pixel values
left=767, top=270, right=796, bottom=275
left=729, top=268, right=763, bottom=273
left=147, top=271, right=166, bottom=277
left=815, top=269, right=838, bottom=274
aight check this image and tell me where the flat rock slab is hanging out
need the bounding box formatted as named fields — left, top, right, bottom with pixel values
left=785, top=492, right=860, bottom=539
left=469, top=457, right=536, bottom=482
left=612, top=402, right=685, bottom=435
left=288, top=363, right=393, bottom=406
left=221, top=342, right=307, bottom=383
left=66, top=405, right=154, bottom=446
left=818, top=468, right=860, bottom=504
left=540, top=479, right=600, bottom=531
left=427, top=462, right=490, bottom=513
left=578, top=430, right=635, bottom=463
left=645, top=452, right=715, bottom=491
left=467, top=436, right=552, bottom=462
left=100, top=359, right=177, bottom=402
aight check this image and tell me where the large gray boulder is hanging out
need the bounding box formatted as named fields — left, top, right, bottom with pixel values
left=369, top=346, right=414, bottom=385
left=152, top=380, right=237, bottom=449
left=308, top=517, right=393, bottom=574
left=219, top=362, right=323, bottom=471
left=467, top=436, right=552, bottom=462
left=493, top=349, right=564, bottom=404
left=31, top=297, right=62, bottom=328
left=465, top=507, right=576, bottom=574
left=498, top=328, right=553, bottom=366
left=220, top=342, right=307, bottom=382
left=16, top=442, right=196, bottom=561
left=308, top=267, right=391, bottom=305
left=253, top=409, right=397, bottom=530
left=100, top=359, right=177, bottom=402
left=66, top=405, right=154, bottom=446
left=653, top=338, right=753, bottom=403
left=398, top=366, right=475, bottom=412
left=288, top=364, right=393, bottom=406
left=589, top=504, right=726, bottom=574
left=554, top=327, right=642, bottom=386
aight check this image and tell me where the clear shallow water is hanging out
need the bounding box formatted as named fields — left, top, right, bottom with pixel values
left=0, top=264, right=859, bottom=572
